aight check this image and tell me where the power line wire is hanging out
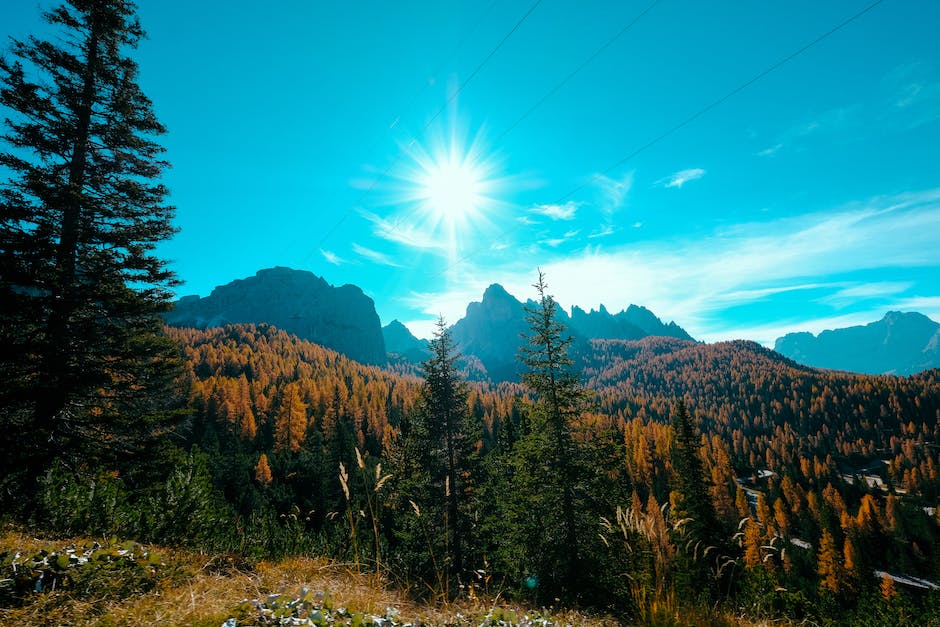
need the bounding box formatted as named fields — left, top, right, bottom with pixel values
left=421, top=0, right=544, bottom=132
left=557, top=0, right=886, bottom=203
left=312, top=0, right=544, bottom=253
left=435, top=0, right=886, bottom=279
left=392, top=0, right=501, bottom=130
left=493, top=0, right=661, bottom=146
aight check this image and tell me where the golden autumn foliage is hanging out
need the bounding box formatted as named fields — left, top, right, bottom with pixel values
left=817, top=529, right=841, bottom=594
left=275, top=384, right=308, bottom=453
left=880, top=573, right=898, bottom=601
left=255, top=453, right=273, bottom=486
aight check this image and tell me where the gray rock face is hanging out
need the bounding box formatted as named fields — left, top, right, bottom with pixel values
left=382, top=320, right=430, bottom=363
left=774, top=311, right=940, bottom=375
left=448, top=283, right=694, bottom=382
left=166, top=267, right=386, bottom=365
left=568, top=303, right=694, bottom=342
left=450, top=284, right=529, bottom=383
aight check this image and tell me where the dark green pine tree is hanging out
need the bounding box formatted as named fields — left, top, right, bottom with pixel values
left=502, top=270, right=597, bottom=601
left=0, top=0, right=182, bottom=506
left=669, top=400, right=725, bottom=596
left=392, top=316, right=480, bottom=592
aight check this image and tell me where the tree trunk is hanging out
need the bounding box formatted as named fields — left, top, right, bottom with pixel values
left=34, top=21, right=99, bottom=443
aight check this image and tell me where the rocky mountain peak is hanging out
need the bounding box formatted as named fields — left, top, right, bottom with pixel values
left=165, top=267, right=386, bottom=365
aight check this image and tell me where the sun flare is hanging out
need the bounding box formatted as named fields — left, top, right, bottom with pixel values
left=421, top=160, right=481, bottom=220
left=397, top=126, right=504, bottom=273
left=420, top=156, right=485, bottom=224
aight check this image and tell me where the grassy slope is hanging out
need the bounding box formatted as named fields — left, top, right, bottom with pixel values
left=0, top=529, right=621, bottom=626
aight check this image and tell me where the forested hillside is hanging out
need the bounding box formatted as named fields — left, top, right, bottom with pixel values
left=152, top=321, right=940, bottom=621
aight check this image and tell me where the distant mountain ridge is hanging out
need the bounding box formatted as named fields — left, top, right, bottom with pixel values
left=166, top=269, right=693, bottom=376
left=774, top=311, right=940, bottom=376
left=382, top=320, right=430, bottom=364
left=165, top=267, right=386, bottom=365
left=449, top=284, right=531, bottom=382
left=569, top=303, right=694, bottom=342
left=449, top=283, right=694, bottom=382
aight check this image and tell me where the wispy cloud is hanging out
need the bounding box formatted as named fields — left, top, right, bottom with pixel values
left=593, top=171, right=634, bottom=215
left=530, top=201, right=578, bottom=220
left=360, top=209, right=445, bottom=252
left=760, top=63, right=940, bottom=155
left=756, top=143, right=783, bottom=157
left=659, top=168, right=706, bottom=189
left=352, top=243, right=402, bottom=267
left=887, top=61, right=940, bottom=105
left=820, top=282, right=913, bottom=308
left=406, top=188, right=940, bottom=346
left=718, top=283, right=836, bottom=304
left=589, top=225, right=616, bottom=239
left=320, top=249, right=346, bottom=265
left=885, top=61, right=940, bottom=128
left=348, top=177, right=380, bottom=190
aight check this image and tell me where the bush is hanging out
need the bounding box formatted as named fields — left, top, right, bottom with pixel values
left=0, top=540, right=162, bottom=607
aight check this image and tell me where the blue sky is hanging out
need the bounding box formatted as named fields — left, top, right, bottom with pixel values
left=3, top=1, right=940, bottom=343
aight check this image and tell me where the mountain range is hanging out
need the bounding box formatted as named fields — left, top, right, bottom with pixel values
left=774, top=311, right=940, bottom=375
left=165, top=266, right=940, bottom=379
left=165, top=267, right=693, bottom=381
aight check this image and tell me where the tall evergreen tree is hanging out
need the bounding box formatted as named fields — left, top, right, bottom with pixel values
left=392, top=316, right=480, bottom=591
left=500, top=271, right=600, bottom=601
left=669, top=400, right=725, bottom=596
left=0, top=0, right=181, bottom=505
left=670, top=401, right=722, bottom=545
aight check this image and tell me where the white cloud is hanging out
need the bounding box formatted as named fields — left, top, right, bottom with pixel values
left=320, top=249, right=345, bottom=265
left=352, top=243, right=402, bottom=267
left=659, top=168, right=706, bottom=189
left=403, top=319, right=436, bottom=342
left=530, top=201, right=578, bottom=220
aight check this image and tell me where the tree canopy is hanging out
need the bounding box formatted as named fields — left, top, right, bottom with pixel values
left=0, top=0, right=181, bottom=504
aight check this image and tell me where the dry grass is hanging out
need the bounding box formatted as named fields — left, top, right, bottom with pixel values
left=0, top=529, right=619, bottom=626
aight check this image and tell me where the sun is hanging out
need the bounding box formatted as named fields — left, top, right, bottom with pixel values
left=419, top=154, right=485, bottom=226
left=397, top=126, right=503, bottom=272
